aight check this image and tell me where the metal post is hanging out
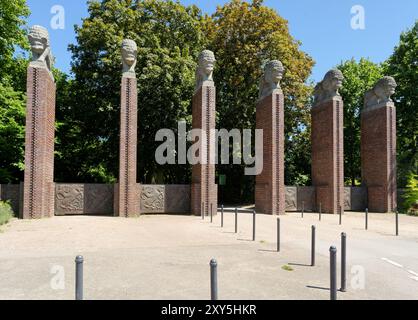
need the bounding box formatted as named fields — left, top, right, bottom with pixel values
left=396, top=210, right=399, bottom=236
left=235, top=208, right=238, bottom=234
left=339, top=206, right=342, bottom=225
left=341, top=233, right=347, bottom=292
left=330, top=246, right=337, bottom=300
left=319, top=203, right=322, bottom=221
left=221, top=205, right=224, bottom=228
left=210, top=259, right=218, bottom=300
left=311, top=226, right=316, bottom=267
left=252, top=210, right=256, bottom=241
left=202, top=202, right=204, bottom=220
left=210, top=203, right=213, bottom=223
left=277, top=218, right=280, bottom=252
left=75, top=255, right=83, bottom=301
left=365, top=208, right=368, bottom=230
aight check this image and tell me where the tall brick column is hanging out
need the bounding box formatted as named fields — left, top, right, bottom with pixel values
left=23, top=26, right=56, bottom=219
left=191, top=50, right=218, bottom=216
left=116, top=39, right=139, bottom=217
left=361, top=76, right=398, bottom=213
left=311, top=70, right=345, bottom=214
left=255, top=85, right=285, bottom=216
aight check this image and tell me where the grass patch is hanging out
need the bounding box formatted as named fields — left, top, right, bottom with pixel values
left=282, top=265, right=294, bottom=272
left=0, top=201, right=14, bottom=226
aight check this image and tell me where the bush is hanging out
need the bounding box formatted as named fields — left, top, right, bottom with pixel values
left=402, top=173, right=418, bottom=216
left=0, top=201, right=13, bottom=226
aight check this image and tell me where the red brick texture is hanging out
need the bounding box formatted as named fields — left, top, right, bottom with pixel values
left=23, top=65, right=56, bottom=219
left=116, top=75, right=139, bottom=217
left=255, top=90, right=285, bottom=215
left=361, top=103, right=397, bottom=213
left=311, top=97, right=344, bottom=214
left=191, top=84, right=218, bottom=216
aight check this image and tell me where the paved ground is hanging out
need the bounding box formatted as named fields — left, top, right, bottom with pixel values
left=0, top=210, right=417, bottom=300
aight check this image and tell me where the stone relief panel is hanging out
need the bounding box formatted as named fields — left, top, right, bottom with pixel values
left=55, top=184, right=84, bottom=215
left=344, top=187, right=351, bottom=211
left=140, top=185, right=165, bottom=213
left=285, top=187, right=297, bottom=211
left=297, top=187, right=316, bottom=211
left=165, top=185, right=191, bottom=213
left=84, top=184, right=113, bottom=215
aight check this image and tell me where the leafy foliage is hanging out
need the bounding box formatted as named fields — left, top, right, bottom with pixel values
left=205, top=0, right=315, bottom=202
left=385, top=21, right=418, bottom=186
left=402, top=173, right=418, bottom=215
left=337, top=58, right=384, bottom=186
left=0, top=201, right=14, bottom=225
left=60, top=0, right=207, bottom=183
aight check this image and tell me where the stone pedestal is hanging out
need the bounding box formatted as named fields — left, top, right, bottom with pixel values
left=255, top=89, right=285, bottom=215
left=361, top=102, right=397, bottom=212
left=116, top=74, right=139, bottom=217
left=23, top=65, right=56, bottom=219
left=191, top=83, right=218, bottom=216
left=311, top=97, right=344, bottom=214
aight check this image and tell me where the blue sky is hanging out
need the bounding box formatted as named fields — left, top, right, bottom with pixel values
left=26, top=0, right=417, bottom=82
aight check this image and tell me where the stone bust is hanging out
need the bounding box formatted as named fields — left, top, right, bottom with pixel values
left=259, top=60, right=285, bottom=99
left=28, top=25, right=54, bottom=71
left=195, top=50, right=216, bottom=90
left=364, top=76, right=397, bottom=109
left=313, top=69, right=344, bottom=105
left=121, top=39, right=137, bottom=75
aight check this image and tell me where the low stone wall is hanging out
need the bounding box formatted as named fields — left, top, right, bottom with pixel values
left=0, top=183, right=406, bottom=216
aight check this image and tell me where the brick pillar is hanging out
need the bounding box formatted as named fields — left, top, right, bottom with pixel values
left=361, top=102, right=397, bottom=213
left=23, top=65, right=56, bottom=219
left=311, top=97, right=344, bottom=214
left=191, top=83, right=217, bottom=216
left=116, top=74, right=139, bottom=217
left=255, top=89, right=285, bottom=215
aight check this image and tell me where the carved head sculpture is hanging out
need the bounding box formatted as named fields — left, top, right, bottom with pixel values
left=314, top=69, right=344, bottom=105
left=259, top=60, right=284, bottom=98
left=121, top=39, right=137, bottom=74
left=195, top=50, right=216, bottom=90
left=364, top=76, right=397, bottom=108
left=264, top=60, right=284, bottom=85
left=28, top=25, right=53, bottom=70
left=28, top=25, right=49, bottom=56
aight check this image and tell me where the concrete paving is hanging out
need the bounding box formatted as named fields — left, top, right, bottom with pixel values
left=0, top=210, right=417, bottom=300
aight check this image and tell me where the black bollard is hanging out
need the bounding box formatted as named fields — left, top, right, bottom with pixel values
left=365, top=208, right=368, bottom=230
left=210, top=203, right=213, bottom=223
left=252, top=210, right=256, bottom=241
left=277, top=218, right=281, bottom=252
left=311, top=226, right=316, bottom=267
left=330, top=246, right=337, bottom=300
left=235, top=208, right=238, bottom=234
left=221, top=205, right=224, bottom=228
left=396, top=210, right=399, bottom=236
left=341, top=233, right=347, bottom=292
left=210, top=259, right=218, bottom=300
left=302, top=201, right=305, bottom=218
left=202, top=202, right=204, bottom=220
left=75, top=255, right=84, bottom=301
left=339, top=206, right=342, bottom=225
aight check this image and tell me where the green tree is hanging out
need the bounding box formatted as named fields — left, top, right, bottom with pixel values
left=385, top=21, right=418, bottom=186
left=62, top=0, right=207, bottom=183
left=205, top=0, right=314, bottom=202
left=337, top=58, right=384, bottom=186
left=0, top=0, right=29, bottom=183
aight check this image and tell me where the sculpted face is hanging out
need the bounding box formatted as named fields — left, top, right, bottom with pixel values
left=265, top=60, right=284, bottom=84
left=199, top=50, right=216, bottom=76
left=28, top=26, right=49, bottom=55
left=324, top=69, right=344, bottom=92
left=121, top=40, right=137, bottom=66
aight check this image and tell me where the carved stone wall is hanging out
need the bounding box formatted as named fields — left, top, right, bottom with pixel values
left=0, top=184, right=21, bottom=215
left=140, top=185, right=191, bottom=214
